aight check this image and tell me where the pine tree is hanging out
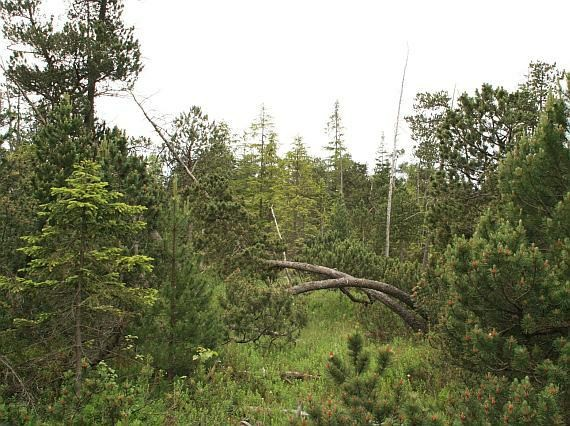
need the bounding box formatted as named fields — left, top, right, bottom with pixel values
left=140, top=180, right=225, bottom=378
left=168, top=106, right=231, bottom=186
left=499, top=94, right=570, bottom=245
left=97, top=127, right=163, bottom=233
left=32, top=97, right=94, bottom=205
left=0, top=143, right=37, bottom=275
left=1, top=0, right=142, bottom=132
left=406, top=91, right=452, bottom=264
left=307, top=334, right=435, bottom=425
left=426, top=83, right=539, bottom=246
left=521, top=61, right=564, bottom=113
left=435, top=97, right=570, bottom=417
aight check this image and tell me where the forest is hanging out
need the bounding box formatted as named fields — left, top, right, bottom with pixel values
left=0, top=0, right=569, bottom=425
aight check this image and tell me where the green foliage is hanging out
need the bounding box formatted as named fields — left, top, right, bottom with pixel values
left=499, top=96, right=570, bottom=245
left=236, top=104, right=283, bottom=222
left=190, top=172, right=263, bottom=273
left=324, top=100, right=347, bottom=197
left=168, top=106, right=235, bottom=190
left=307, top=334, right=444, bottom=425
left=1, top=7, right=568, bottom=421
left=406, top=64, right=563, bottom=248
left=45, top=360, right=158, bottom=425
left=449, top=374, right=566, bottom=425
left=98, top=127, right=163, bottom=231
left=520, top=61, right=565, bottom=112
left=438, top=218, right=568, bottom=379
left=0, top=142, right=37, bottom=275
left=1, top=0, right=142, bottom=125
left=274, top=136, right=327, bottom=256
left=138, top=181, right=225, bottom=377
left=32, top=98, right=95, bottom=204
left=433, top=96, right=570, bottom=420
left=222, top=273, right=308, bottom=347
left=3, top=161, right=156, bottom=395
left=303, top=233, right=421, bottom=291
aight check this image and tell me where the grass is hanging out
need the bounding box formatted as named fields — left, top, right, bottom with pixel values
left=4, top=290, right=462, bottom=425
left=215, top=291, right=455, bottom=425
left=220, top=291, right=360, bottom=424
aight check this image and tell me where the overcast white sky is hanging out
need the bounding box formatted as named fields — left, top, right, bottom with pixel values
left=5, top=0, right=570, bottom=169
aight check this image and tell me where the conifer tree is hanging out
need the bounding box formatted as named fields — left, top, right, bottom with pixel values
left=0, top=143, right=37, bottom=275
left=521, top=61, right=564, bottom=113
left=10, top=161, right=155, bottom=394
left=275, top=136, right=325, bottom=255
left=325, top=100, right=347, bottom=197
left=247, top=104, right=278, bottom=218
left=427, top=83, right=538, bottom=245
left=140, top=180, right=224, bottom=378
left=406, top=91, right=451, bottom=263
left=1, top=0, right=142, bottom=132
left=32, top=97, right=94, bottom=204
left=168, top=106, right=232, bottom=187
left=434, top=96, right=570, bottom=416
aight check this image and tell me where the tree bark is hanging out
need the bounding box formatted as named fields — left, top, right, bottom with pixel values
left=168, top=194, right=177, bottom=379
left=385, top=48, right=409, bottom=257
left=265, top=260, right=414, bottom=307
left=73, top=280, right=83, bottom=396
left=85, top=0, right=108, bottom=134
left=264, top=259, right=427, bottom=332
left=130, top=92, right=199, bottom=183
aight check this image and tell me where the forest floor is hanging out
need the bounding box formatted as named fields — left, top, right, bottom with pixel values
left=215, top=291, right=454, bottom=425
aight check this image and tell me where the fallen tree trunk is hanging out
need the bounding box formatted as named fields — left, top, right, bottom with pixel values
left=280, top=371, right=320, bottom=383
left=264, top=259, right=427, bottom=333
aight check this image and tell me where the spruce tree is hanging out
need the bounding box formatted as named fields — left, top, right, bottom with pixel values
left=276, top=136, right=325, bottom=255
left=10, top=161, right=155, bottom=395
left=325, top=100, right=347, bottom=198
left=32, top=97, right=94, bottom=204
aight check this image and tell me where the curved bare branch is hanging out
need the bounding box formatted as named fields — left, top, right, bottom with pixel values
left=362, top=289, right=427, bottom=332
left=130, top=91, right=198, bottom=184
left=265, top=259, right=428, bottom=333
left=266, top=259, right=414, bottom=308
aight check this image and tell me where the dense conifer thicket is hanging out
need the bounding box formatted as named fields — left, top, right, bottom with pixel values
left=0, top=1, right=568, bottom=424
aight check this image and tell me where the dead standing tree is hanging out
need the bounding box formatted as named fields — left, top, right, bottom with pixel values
left=264, top=260, right=427, bottom=333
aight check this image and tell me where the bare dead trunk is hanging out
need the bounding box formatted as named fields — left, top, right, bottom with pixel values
left=168, top=196, right=177, bottom=379
left=130, top=92, right=199, bottom=183
left=385, top=48, right=409, bottom=257
left=265, top=259, right=427, bottom=332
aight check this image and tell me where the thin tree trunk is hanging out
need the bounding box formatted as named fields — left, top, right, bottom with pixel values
left=271, top=205, right=291, bottom=284
left=259, top=106, right=266, bottom=218
left=168, top=194, right=177, bottom=378
left=16, top=94, right=21, bottom=146
left=86, top=0, right=108, bottom=134
left=74, top=216, right=87, bottom=395
left=422, top=233, right=430, bottom=268
left=0, top=355, right=35, bottom=406
left=385, top=48, right=409, bottom=257
left=73, top=281, right=82, bottom=395
left=340, top=148, right=344, bottom=198
left=130, top=92, right=199, bottom=184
